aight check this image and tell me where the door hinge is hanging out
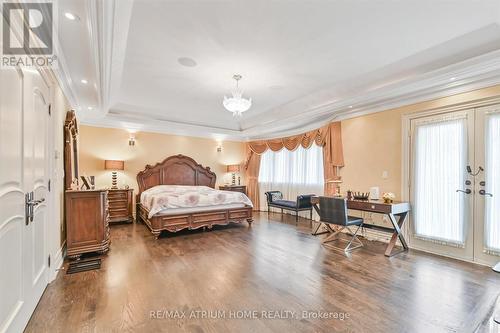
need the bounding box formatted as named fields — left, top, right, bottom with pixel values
left=48, top=179, right=51, bottom=192
left=48, top=255, right=51, bottom=267
left=48, top=104, right=51, bottom=116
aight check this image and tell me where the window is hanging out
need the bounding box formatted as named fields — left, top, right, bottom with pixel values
left=259, top=144, right=324, bottom=185
left=258, top=144, right=324, bottom=216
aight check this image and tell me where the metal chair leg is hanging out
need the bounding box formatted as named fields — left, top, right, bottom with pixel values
left=344, top=223, right=364, bottom=252
left=296, top=211, right=298, bottom=225
left=321, top=224, right=364, bottom=252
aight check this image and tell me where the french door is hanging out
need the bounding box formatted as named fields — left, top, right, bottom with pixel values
left=409, top=104, right=500, bottom=265
left=474, top=105, right=500, bottom=265
left=0, top=67, right=51, bottom=333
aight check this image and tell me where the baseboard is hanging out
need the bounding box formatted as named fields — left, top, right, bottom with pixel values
left=50, top=242, right=66, bottom=282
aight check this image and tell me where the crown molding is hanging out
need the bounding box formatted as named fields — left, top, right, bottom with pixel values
left=80, top=109, right=245, bottom=141
left=86, top=0, right=133, bottom=118
left=241, top=49, right=500, bottom=139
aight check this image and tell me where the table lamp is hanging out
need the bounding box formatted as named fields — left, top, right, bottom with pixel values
left=227, top=164, right=240, bottom=185
left=104, top=160, right=124, bottom=189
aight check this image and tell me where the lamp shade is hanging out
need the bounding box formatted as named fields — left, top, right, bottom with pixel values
left=104, top=160, right=124, bottom=171
left=226, top=164, right=240, bottom=173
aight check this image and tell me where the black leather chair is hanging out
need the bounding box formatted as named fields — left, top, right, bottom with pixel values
left=318, top=196, right=364, bottom=252
left=265, top=191, right=315, bottom=224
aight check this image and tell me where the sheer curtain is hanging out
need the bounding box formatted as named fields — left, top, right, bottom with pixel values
left=258, top=144, right=324, bottom=218
left=413, top=116, right=467, bottom=246
left=485, top=112, right=500, bottom=254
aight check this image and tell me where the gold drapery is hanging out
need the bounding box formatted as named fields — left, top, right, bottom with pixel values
left=244, top=122, right=344, bottom=208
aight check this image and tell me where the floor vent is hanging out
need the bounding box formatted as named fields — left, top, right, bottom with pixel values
left=66, top=258, right=101, bottom=274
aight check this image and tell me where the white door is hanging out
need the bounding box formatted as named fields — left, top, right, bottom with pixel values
left=474, top=105, right=500, bottom=266
left=0, top=66, right=50, bottom=333
left=409, top=110, right=475, bottom=261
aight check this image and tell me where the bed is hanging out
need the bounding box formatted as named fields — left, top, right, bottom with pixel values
left=136, top=154, right=253, bottom=238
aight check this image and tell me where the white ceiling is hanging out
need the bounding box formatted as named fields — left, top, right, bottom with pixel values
left=56, top=0, right=500, bottom=141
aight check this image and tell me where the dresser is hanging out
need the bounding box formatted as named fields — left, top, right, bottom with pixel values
left=65, top=190, right=110, bottom=259
left=219, top=185, right=247, bottom=195
left=108, top=189, right=134, bottom=223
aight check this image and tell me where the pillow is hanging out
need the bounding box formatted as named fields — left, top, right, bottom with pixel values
left=270, top=192, right=282, bottom=202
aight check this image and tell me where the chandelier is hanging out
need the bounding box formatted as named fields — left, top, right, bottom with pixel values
left=223, top=74, right=252, bottom=117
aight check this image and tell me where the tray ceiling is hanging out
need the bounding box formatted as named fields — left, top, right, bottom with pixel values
left=56, top=0, right=500, bottom=141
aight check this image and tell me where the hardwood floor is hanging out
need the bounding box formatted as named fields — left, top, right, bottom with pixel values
left=26, top=213, right=500, bottom=333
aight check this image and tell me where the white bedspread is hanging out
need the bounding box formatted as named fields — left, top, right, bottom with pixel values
left=140, top=185, right=253, bottom=218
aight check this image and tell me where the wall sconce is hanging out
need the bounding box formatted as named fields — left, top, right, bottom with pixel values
left=129, top=135, right=136, bottom=146
left=216, top=141, right=223, bottom=152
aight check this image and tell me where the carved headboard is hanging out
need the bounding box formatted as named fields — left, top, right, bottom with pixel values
left=136, top=154, right=217, bottom=195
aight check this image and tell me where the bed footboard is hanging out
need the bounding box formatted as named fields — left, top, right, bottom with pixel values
left=137, top=203, right=253, bottom=239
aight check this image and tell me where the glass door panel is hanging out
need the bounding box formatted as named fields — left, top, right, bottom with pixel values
left=409, top=110, right=474, bottom=261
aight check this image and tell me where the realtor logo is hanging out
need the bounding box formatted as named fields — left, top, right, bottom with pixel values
left=1, top=1, right=56, bottom=67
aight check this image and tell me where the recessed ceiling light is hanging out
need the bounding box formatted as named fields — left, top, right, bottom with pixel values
left=81, top=79, right=88, bottom=84
left=450, top=77, right=456, bottom=81
left=177, top=57, right=197, bottom=67
left=87, top=106, right=93, bottom=110
left=64, top=12, right=78, bottom=21
left=349, top=105, right=353, bottom=108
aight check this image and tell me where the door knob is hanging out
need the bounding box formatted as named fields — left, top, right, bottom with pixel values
left=456, top=189, right=472, bottom=194
left=479, top=189, right=493, bottom=197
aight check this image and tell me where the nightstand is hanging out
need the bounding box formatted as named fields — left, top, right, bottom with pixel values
left=219, top=185, right=247, bottom=195
left=108, top=188, right=134, bottom=223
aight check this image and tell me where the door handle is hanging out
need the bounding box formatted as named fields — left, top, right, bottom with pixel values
left=25, top=193, right=45, bottom=224
left=479, top=189, right=493, bottom=197
left=28, top=198, right=45, bottom=206
left=456, top=189, right=472, bottom=194
left=25, top=192, right=33, bottom=225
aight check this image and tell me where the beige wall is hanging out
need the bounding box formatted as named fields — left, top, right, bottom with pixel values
left=341, top=84, right=500, bottom=199
left=78, top=126, right=246, bottom=198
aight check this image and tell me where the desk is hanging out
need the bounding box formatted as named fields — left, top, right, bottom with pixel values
left=310, top=196, right=411, bottom=257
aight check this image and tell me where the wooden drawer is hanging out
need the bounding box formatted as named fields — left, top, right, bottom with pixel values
left=108, top=191, right=128, bottom=199
left=347, top=200, right=392, bottom=214
left=109, top=207, right=128, bottom=215
left=108, top=200, right=128, bottom=209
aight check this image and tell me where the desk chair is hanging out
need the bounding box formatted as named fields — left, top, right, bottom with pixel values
left=318, top=196, right=364, bottom=252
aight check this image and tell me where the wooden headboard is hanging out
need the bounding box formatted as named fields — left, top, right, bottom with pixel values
left=136, top=154, right=217, bottom=195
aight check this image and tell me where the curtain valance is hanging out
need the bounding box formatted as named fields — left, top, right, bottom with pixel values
left=247, top=122, right=344, bottom=167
